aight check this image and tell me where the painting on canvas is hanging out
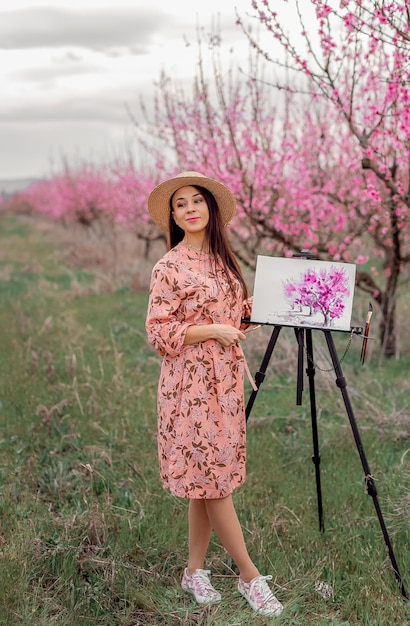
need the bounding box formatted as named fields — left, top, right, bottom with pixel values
left=251, top=255, right=356, bottom=331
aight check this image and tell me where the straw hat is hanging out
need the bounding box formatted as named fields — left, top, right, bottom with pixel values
left=147, top=171, right=237, bottom=231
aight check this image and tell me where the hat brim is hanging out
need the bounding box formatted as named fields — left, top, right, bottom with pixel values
left=147, top=171, right=237, bottom=231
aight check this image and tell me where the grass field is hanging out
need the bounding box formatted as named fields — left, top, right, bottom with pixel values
left=0, top=213, right=409, bottom=625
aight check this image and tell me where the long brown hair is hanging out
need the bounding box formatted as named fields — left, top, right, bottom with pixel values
left=168, top=185, right=248, bottom=299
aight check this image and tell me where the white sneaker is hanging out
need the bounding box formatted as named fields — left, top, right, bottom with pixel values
left=238, top=574, right=283, bottom=617
left=181, top=568, right=222, bottom=604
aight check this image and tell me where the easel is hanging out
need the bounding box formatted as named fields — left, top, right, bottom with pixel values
left=245, top=323, right=407, bottom=598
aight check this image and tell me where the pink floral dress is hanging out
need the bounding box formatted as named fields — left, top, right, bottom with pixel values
left=146, top=243, right=250, bottom=499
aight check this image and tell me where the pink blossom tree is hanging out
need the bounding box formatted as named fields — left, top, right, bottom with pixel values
left=12, top=163, right=118, bottom=226
left=236, top=0, right=410, bottom=355
left=8, top=160, right=163, bottom=259
left=108, top=159, right=166, bottom=258
left=135, top=7, right=410, bottom=357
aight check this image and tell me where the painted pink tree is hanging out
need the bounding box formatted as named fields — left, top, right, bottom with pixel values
left=283, top=266, right=351, bottom=327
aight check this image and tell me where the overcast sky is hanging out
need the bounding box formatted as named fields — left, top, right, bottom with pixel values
left=0, top=0, right=270, bottom=181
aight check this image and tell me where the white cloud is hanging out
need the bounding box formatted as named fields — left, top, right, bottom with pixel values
left=10, top=58, right=105, bottom=84
left=0, top=7, right=170, bottom=51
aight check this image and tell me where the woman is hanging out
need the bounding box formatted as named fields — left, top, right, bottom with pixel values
left=145, top=171, right=283, bottom=617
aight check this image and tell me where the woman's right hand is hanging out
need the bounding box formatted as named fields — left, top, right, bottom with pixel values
left=184, top=323, right=246, bottom=347
left=211, top=324, right=246, bottom=347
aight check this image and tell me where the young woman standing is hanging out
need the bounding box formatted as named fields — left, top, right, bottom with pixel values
left=145, top=171, right=283, bottom=617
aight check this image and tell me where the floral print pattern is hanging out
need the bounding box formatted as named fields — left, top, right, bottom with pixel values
left=146, top=243, right=249, bottom=499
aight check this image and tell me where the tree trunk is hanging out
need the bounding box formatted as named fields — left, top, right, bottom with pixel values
left=379, top=291, right=397, bottom=358
left=378, top=248, right=401, bottom=358
left=356, top=269, right=398, bottom=359
left=376, top=158, right=401, bottom=358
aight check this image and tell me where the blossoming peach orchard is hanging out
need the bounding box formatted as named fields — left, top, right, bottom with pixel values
left=6, top=0, right=409, bottom=359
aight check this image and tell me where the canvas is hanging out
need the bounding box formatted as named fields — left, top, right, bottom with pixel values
left=251, top=255, right=357, bottom=332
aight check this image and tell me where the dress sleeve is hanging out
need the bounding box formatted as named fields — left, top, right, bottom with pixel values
left=145, top=261, right=191, bottom=358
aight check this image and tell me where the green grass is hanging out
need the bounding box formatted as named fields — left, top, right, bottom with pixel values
left=0, top=213, right=409, bottom=625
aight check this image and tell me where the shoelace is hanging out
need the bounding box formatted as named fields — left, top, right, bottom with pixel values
left=192, top=569, right=217, bottom=595
left=249, top=575, right=277, bottom=607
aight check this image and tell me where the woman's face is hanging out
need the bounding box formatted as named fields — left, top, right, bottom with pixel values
left=171, top=185, right=210, bottom=235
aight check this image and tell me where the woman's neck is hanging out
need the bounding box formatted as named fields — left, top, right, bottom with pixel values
left=182, top=237, right=208, bottom=253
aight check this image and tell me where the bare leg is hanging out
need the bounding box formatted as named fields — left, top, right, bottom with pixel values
left=204, top=494, right=259, bottom=583
left=186, top=499, right=213, bottom=575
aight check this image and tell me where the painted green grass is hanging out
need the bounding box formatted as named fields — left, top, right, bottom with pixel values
left=0, top=214, right=409, bottom=625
